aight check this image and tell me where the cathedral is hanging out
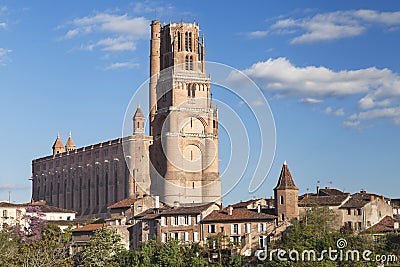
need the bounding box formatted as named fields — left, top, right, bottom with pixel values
left=31, top=20, right=222, bottom=218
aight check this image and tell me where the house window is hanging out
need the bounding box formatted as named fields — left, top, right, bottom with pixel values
left=281, top=213, right=285, bottom=221
left=160, top=216, right=166, bottom=226
left=357, top=209, right=362, bottom=216
left=231, top=236, right=240, bottom=245
left=174, top=232, right=180, bottom=240
left=259, top=236, right=268, bottom=248
left=183, top=215, right=190, bottom=225
left=209, top=224, right=216, bottom=233
left=193, top=232, right=199, bottom=242
left=245, top=223, right=251, bottom=234
left=357, top=222, right=362, bottom=230
left=172, top=216, right=179, bottom=226
left=196, top=215, right=201, bottom=224
left=347, top=208, right=351, bottom=215
left=280, top=195, right=284, bottom=205
left=2, top=210, right=7, bottom=218
left=184, top=232, right=189, bottom=242
left=232, top=224, right=239, bottom=234
left=161, top=233, right=166, bottom=243
left=258, top=223, right=266, bottom=232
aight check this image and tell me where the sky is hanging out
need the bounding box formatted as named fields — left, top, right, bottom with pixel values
left=1, top=0, right=400, bottom=205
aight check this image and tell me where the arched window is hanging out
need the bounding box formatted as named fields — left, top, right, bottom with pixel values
left=87, top=179, right=91, bottom=207
left=71, top=179, right=74, bottom=210
left=185, top=55, right=189, bottom=70
left=177, top=31, right=181, bottom=51
left=64, top=179, right=67, bottom=209
left=280, top=195, right=284, bottom=205
left=189, top=56, right=193, bottom=70
left=191, top=84, right=196, bottom=97
left=187, top=83, right=191, bottom=97
left=185, top=32, right=188, bottom=51
left=188, top=32, right=192, bottom=51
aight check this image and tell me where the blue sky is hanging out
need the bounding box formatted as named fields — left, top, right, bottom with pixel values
left=1, top=0, right=400, bottom=204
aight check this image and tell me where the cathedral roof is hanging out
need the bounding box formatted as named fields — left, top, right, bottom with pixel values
left=274, top=161, right=298, bottom=190
left=52, top=134, right=64, bottom=149
left=134, top=106, right=144, bottom=118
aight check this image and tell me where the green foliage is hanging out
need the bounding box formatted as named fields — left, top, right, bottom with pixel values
left=262, top=207, right=399, bottom=267
left=0, top=223, right=73, bottom=267
left=79, top=227, right=124, bottom=267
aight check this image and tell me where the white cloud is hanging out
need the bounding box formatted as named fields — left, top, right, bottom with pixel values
left=0, top=22, right=6, bottom=28
left=345, top=107, right=400, bottom=126
left=238, top=57, right=399, bottom=99
left=324, top=107, right=333, bottom=114
left=247, top=30, right=268, bottom=38
left=59, top=13, right=150, bottom=53
left=270, top=9, right=400, bottom=44
left=300, top=98, right=323, bottom=104
left=0, top=47, right=12, bottom=66
left=335, top=108, right=345, bottom=116
left=104, top=61, right=139, bottom=70
left=232, top=57, right=400, bottom=127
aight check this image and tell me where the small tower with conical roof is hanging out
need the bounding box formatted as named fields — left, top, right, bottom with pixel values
left=65, top=132, right=76, bottom=152
left=52, top=134, right=64, bottom=155
left=133, top=106, right=145, bottom=135
left=274, top=160, right=299, bottom=222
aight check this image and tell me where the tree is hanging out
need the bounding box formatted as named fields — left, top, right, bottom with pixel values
left=17, top=223, right=73, bottom=267
left=79, top=227, right=125, bottom=267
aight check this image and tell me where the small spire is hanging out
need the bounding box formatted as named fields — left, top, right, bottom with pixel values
left=69, top=131, right=72, bottom=138
left=283, top=160, right=287, bottom=165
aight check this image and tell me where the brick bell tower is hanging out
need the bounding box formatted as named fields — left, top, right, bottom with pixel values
left=149, top=20, right=221, bottom=205
left=274, top=161, right=299, bottom=222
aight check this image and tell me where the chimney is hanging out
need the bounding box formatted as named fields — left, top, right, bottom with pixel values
left=228, top=206, right=233, bottom=216
left=155, top=195, right=160, bottom=209
left=317, top=186, right=320, bottom=195
left=257, top=204, right=261, bottom=213
left=370, top=195, right=375, bottom=201
left=381, top=195, right=385, bottom=201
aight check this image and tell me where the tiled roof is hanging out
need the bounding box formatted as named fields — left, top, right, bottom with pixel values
left=0, top=202, right=26, bottom=208
left=340, top=197, right=369, bottom=208
left=159, top=202, right=216, bottom=216
left=32, top=204, right=76, bottom=213
left=274, top=162, right=298, bottom=190
left=72, top=223, right=105, bottom=232
left=202, top=208, right=277, bottom=223
left=318, top=188, right=346, bottom=196
left=135, top=203, right=217, bottom=220
left=368, top=216, right=400, bottom=232
left=299, top=195, right=350, bottom=207
left=0, top=201, right=76, bottom=213
left=231, top=199, right=262, bottom=208
left=134, top=208, right=168, bottom=220
left=108, top=198, right=136, bottom=209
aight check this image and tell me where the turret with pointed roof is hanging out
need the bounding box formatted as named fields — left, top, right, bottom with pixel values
left=274, top=160, right=298, bottom=190
left=52, top=134, right=64, bottom=155
left=133, top=106, right=145, bottom=134
left=65, top=132, right=76, bottom=152
left=274, top=161, right=299, bottom=222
